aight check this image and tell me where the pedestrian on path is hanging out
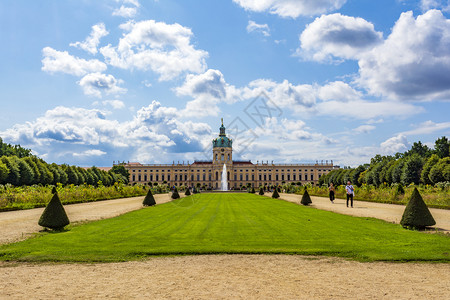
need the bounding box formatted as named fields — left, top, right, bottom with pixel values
left=345, top=181, right=354, bottom=208
left=328, top=183, right=335, bottom=203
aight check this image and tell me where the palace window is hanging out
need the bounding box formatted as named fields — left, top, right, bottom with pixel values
left=144, top=175, right=147, bottom=181
left=132, top=175, right=135, bottom=181
left=281, top=174, right=284, bottom=181
left=276, top=175, right=279, bottom=181
left=156, top=175, right=159, bottom=181
left=252, top=175, right=254, bottom=181
left=245, top=174, right=248, bottom=181
left=150, top=175, right=153, bottom=181
left=259, top=174, right=262, bottom=180
left=264, top=174, right=266, bottom=181
left=167, top=175, right=170, bottom=181
left=311, top=175, right=314, bottom=180
left=175, top=174, right=178, bottom=181
left=269, top=175, right=272, bottom=180
left=161, top=175, right=164, bottom=181
left=293, top=174, right=296, bottom=181
left=287, top=174, right=290, bottom=181
left=305, top=175, right=307, bottom=180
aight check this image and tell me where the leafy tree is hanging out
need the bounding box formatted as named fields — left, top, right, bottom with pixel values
left=391, top=159, right=405, bottom=184
left=434, top=136, right=449, bottom=158
left=407, top=141, right=432, bottom=157
left=351, top=165, right=366, bottom=186
left=64, top=165, right=79, bottom=185
left=0, top=137, right=33, bottom=158
left=0, top=156, right=20, bottom=185
left=23, top=157, right=41, bottom=185
left=428, top=157, right=450, bottom=184
left=421, top=154, right=439, bottom=185
left=38, top=192, right=70, bottom=230
left=16, top=157, right=34, bottom=185
left=109, top=165, right=129, bottom=184
left=0, top=161, right=9, bottom=183
left=400, top=188, right=435, bottom=230
left=401, top=154, right=423, bottom=185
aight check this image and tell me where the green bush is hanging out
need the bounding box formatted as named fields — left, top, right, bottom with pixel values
left=259, top=187, right=264, bottom=195
left=185, top=188, right=191, bottom=196
left=271, top=189, right=279, bottom=199
left=300, top=189, right=312, bottom=206
left=400, top=187, right=436, bottom=230
left=251, top=187, right=255, bottom=193
left=171, top=188, right=180, bottom=199
left=38, top=192, right=70, bottom=230
left=394, top=184, right=405, bottom=195
left=143, top=189, right=156, bottom=206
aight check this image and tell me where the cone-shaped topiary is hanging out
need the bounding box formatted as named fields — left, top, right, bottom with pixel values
left=171, top=187, right=180, bottom=199
left=400, top=187, right=436, bottom=229
left=143, top=189, right=156, bottom=206
left=38, top=192, right=70, bottom=230
left=259, top=187, right=264, bottom=195
left=300, top=189, right=312, bottom=206
left=271, top=188, right=279, bottom=199
left=251, top=187, right=255, bottom=193
left=51, top=186, right=57, bottom=194
left=185, top=188, right=191, bottom=196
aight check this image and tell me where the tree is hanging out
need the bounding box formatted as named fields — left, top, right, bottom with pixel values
left=300, top=189, right=312, bottom=206
left=38, top=192, right=70, bottom=230
left=0, top=161, right=9, bottom=183
left=407, top=141, right=431, bottom=157
left=421, top=154, right=439, bottom=185
left=351, top=165, right=366, bottom=187
left=434, top=136, right=449, bottom=158
left=391, top=159, right=405, bottom=184
left=16, top=157, right=34, bottom=185
left=429, top=157, right=450, bottom=184
left=401, top=154, right=423, bottom=185
left=400, top=188, right=435, bottom=230
left=0, top=156, right=20, bottom=185
left=23, top=157, right=41, bottom=185
left=143, top=189, right=156, bottom=206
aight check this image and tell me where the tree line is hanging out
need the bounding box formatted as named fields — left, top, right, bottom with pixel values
left=0, top=138, right=129, bottom=186
left=319, top=137, right=450, bottom=187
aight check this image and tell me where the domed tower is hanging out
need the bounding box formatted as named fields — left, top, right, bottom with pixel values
left=212, top=118, right=232, bottom=166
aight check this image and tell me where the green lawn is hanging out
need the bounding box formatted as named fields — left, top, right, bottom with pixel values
left=0, top=193, right=449, bottom=262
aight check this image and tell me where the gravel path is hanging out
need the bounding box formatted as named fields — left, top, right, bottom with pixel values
left=271, top=193, right=450, bottom=233
left=0, top=193, right=176, bottom=245
left=1, top=255, right=449, bottom=300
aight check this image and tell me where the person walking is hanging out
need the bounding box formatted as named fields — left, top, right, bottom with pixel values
left=345, top=181, right=354, bottom=208
left=328, top=183, right=335, bottom=203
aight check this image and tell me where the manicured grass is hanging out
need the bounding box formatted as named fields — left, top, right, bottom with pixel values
left=0, top=193, right=449, bottom=262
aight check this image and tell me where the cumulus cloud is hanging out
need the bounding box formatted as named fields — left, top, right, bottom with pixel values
left=380, top=134, right=409, bottom=154
left=78, top=73, right=127, bottom=98
left=247, top=20, right=270, bottom=36
left=420, top=0, right=450, bottom=12
left=399, top=120, right=450, bottom=135
left=354, top=125, right=376, bottom=134
left=298, top=13, right=383, bottom=62
left=112, top=0, right=140, bottom=18
left=100, top=20, right=208, bottom=81
left=233, top=0, right=347, bottom=18
left=102, top=100, right=125, bottom=109
left=177, top=69, right=240, bottom=116
left=70, top=23, right=109, bottom=55
left=318, top=81, right=362, bottom=102
left=358, top=10, right=450, bottom=101
left=0, top=102, right=212, bottom=165
left=41, top=47, right=107, bottom=76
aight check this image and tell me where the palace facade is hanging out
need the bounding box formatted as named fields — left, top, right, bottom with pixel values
left=118, top=121, right=339, bottom=189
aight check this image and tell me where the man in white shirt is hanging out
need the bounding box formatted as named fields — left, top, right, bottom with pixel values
left=345, top=181, right=354, bottom=208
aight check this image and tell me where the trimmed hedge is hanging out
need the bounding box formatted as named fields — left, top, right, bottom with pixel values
left=400, top=187, right=436, bottom=229
left=38, top=192, right=70, bottom=230
left=271, top=189, right=279, bottom=199
left=143, top=189, right=156, bottom=206
left=300, top=189, right=312, bottom=206
left=171, top=188, right=180, bottom=199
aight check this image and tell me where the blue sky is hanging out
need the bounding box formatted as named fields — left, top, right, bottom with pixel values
left=1, top=0, right=449, bottom=167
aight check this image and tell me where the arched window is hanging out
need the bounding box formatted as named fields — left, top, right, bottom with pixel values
left=221, top=154, right=224, bottom=161
left=227, top=154, right=230, bottom=161
left=215, top=154, right=218, bottom=161
left=216, top=172, right=219, bottom=180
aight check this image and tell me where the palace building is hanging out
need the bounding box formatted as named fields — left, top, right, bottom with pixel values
left=118, top=120, right=339, bottom=189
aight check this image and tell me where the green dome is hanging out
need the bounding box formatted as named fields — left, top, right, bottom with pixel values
left=212, top=120, right=232, bottom=148
left=213, top=136, right=232, bottom=148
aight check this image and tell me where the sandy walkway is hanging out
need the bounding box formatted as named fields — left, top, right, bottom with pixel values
left=1, top=255, right=449, bottom=300
left=0, top=193, right=176, bottom=245
left=270, top=193, right=450, bottom=233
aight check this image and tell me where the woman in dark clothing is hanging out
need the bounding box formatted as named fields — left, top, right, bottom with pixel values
left=328, top=183, right=335, bottom=203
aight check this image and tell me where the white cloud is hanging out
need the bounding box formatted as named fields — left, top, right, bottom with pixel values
left=78, top=73, right=127, bottom=98
left=177, top=69, right=240, bottom=117
left=380, top=134, right=409, bottom=154
left=70, top=23, right=109, bottom=55
left=102, top=100, right=125, bottom=109
left=233, top=0, right=347, bottom=18
left=73, top=149, right=107, bottom=157
left=316, top=99, right=422, bottom=119
left=0, top=102, right=212, bottom=165
left=421, top=0, right=450, bottom=12
left=318, top=81, right=362, bottom=102
left=354, top=125, right=376, bottom=134
left=247, top=20, right=270, bottom=36
left=41, top=47, right=107, bottom=76
left=112, top=0, right=140, bottom=18
left=298, top=13, right=383, bottom=62
left=358, top=10, right=450, bottom=101
left=400, top=120, right=450, bottom=135
left=100, top=20, right=208, bottom=81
